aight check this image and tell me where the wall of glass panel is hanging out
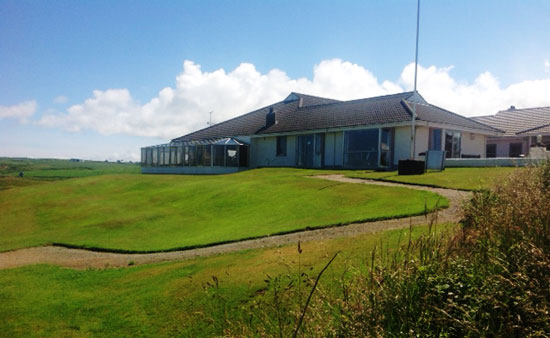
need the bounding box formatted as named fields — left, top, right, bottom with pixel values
left=344, top=129, right=380, bottom=168
left=141, top=143, right=248, bottom=168
left=444, top=131, right=461, bottom=158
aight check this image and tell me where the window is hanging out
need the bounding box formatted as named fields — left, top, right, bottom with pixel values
left=429, top=128, right=442, bottom=151
left=226, top=145, right=238, bottom=167
left=509, top=143, right=523, bottom=157
left=380, top=128, right=392, bottom=167
left=213, top=145, right=225, bottom=166
left=276, top=136, right=287, bottom=156
left=344, top=129, right=379, bottom=168
left=486, top=144, right=497, bottom=158
left=445, top=131, right=461, bottom=158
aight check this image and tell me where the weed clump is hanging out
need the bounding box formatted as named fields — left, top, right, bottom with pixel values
left=207, top=163, right=550, bottom=337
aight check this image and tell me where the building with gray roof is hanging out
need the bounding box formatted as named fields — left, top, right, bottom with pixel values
left=473, top=106, right=550, bottom=158
left=142, top=92, right=501, bottom=174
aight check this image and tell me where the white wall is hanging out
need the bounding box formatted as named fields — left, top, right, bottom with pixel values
left=250, top=135, right=296, bottom=167
left=394, top=126, right=411, bottom=165
left=486, top=137, right=529, bottom=157
left=461, top=132, right=486, bottom=157
left=414, top=126, right=430, bottom=159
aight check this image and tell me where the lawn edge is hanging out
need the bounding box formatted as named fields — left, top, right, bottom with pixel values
left=1, top=204, right=448, bottom=255
left=343, top=174, right=482, bottom=192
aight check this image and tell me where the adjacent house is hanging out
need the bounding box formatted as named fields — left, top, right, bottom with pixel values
left=472, top=106, right=550, bottom=158
left=141, top=92, right=501, bottom=174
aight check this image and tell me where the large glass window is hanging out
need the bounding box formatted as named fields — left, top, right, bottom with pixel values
left=196, top=146, right=211, bottom=166
left=380, top=128, right=392, bottom=167
left=176, top=146, right=183, bottom=165
left=163, top=146, right=170, bottom=166
left=276, top=136, right=287, bottom=156
left=187, top=147, right=197, bottom=166
left=226, top=145, right=239, bottom=167
left=344, top=129, right=379, bottom=168
left=486, top=144, right=496, bottom=158
left=445, top=131, right=461, bottom=158
left=170, top=146, right=177, bottom=165
left=509, top=143, right=523, bottom=157
left=213, top=145, right=225, bottom=166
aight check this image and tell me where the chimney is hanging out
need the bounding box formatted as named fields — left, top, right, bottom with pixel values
left=298, top=97, right=304, bottom=108
left=265, top=107, right=276, bottom=128
left=509, top=105, right=516, bottom=111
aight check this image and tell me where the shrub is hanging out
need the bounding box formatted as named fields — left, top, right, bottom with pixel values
left=207, top=163, right=550, bottom=336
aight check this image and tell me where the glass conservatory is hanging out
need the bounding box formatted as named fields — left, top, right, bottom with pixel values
left=141, top=138, right=249, bottom=174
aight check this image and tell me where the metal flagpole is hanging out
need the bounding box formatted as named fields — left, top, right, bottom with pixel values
left=410, top=0, right=420, bottom=159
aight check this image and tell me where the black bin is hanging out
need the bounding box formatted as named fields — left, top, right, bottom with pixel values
left=398, top=160, right=425, bottom=175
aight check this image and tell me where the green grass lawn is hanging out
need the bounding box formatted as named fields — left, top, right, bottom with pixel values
left=0, top=168, right=446, bottom=252
left=0, top=223, right=453, bottom=337
left=346, top=167, right=519, bottom=190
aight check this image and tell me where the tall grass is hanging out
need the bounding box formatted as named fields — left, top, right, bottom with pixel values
left=206, top=163, right=550, bottom=336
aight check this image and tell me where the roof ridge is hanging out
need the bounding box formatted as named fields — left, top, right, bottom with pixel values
left=516, top=122, right=550, bottom=135
left=296, top=91, right=414, bottom=110
left=290, top=92, right=341, bottom=101
left=172, top=99, right=289, bottom=142
left=404, top=100, right=504, bottom=133
left=497, top=105, right=550, bottom=114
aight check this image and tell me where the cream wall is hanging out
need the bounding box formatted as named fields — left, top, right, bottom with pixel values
left=461, top=132, right=486, bottom=157
left=394, top=126, right=411, bottom=165
left=250, top=135, right=296, bottom=167
left=486, top=137, right=529, bottom=157
left=414, top=126, right=430, bottom=159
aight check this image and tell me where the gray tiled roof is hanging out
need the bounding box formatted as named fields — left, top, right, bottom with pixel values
left=472, top=106, right=550, bottom=136
left=172, top=92, right=498, bottom=142
left=404, top=101, right=501, bottom=133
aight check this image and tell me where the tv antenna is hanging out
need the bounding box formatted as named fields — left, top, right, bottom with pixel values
left=206, top=111, right=214, bottom=126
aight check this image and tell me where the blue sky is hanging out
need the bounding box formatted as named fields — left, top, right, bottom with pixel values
left=1, top=0, right=550, bottom=161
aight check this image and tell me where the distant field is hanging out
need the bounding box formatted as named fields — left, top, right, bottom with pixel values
left=0, top=158, right=140, bottom=178
left=346, top=167, right=519, bottom=190
left=0, top=168, right=446, bottom=252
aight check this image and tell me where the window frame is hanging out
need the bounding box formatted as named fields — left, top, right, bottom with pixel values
left=276, top=136, right=287, bottom=157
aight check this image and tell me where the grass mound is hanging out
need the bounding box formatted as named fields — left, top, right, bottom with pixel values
left=0, top=168, right=447, bottom=252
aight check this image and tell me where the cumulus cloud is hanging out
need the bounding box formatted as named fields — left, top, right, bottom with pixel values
left=53, top=95, right=68, bottom=104
left=545, top=59, right=550, bottom=73
left=0, top=100, right=37, bottom=122
left=37, top=59, right=550, bottom=139
left=400, top=63, right=550, bottom=116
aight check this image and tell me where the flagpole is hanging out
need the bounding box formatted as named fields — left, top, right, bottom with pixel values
left=410, top=0, right=420, bottom=159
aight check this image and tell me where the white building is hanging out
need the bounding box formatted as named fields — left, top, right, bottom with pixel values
left=142, top=92, right=501, bottom=174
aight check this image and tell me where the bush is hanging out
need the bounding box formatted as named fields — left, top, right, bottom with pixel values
left=208, top=163, right=550, bottom=336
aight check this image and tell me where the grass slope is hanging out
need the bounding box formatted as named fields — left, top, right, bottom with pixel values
left=346, top=167, right=517, bottom=190
left=0, top=168, right=446, bottom=252
left=0, top=223, right=450, bottom=337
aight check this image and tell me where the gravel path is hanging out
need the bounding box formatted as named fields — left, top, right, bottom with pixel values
left=0, top=175, right=470, bottom=270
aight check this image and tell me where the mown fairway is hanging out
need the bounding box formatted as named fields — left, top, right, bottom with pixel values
left=0, top=168, right=446, bottom=252
left=0, top=223, right=450, bottom=337
left=346, top=167, right=518, bottom=190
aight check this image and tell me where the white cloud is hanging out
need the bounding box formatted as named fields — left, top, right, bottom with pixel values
left=545, top=59, right=550, bottom=73
left=53, top=95, right=68, bottom=104
left=37, top=59, right=550, bottom=139
left=399, top=63, right=550, bottom=116
left=0, top=100, right=37, bottom=122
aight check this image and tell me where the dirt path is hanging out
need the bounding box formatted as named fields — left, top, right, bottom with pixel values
left=0, top=175, right=471, bottom=270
